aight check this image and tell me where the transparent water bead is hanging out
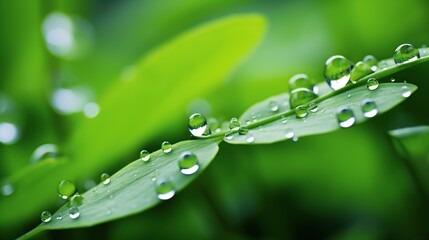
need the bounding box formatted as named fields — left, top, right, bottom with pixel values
left=56, top=214, right=63, bottom=220
left=394, top=43, right=420, bottom=64
left=324, top=55, right=354, bottom=90
left=361, top=100, right=378, bottom=118
left=31, top=144, right=59, bottom=163
left=156, top=180, right=175, bottom=200
left=68, top=206, right=80, bottom=219
left=161, top=141, right=172, bottom=153
left=268, top=101, right=279, bottom=112
left=188, top=113, right=209, bottom=137
left=229, top=118, right=240, bottom=130
left=238, top=126, right=249, bottom=135
left=288, top=74, right=317, bottom=93
left=224, top=133, right=234, bottom=140
left=295, top=106, right=308, bottom=118
left=284, top=129, right=294, bottom=139
left=246, top=134, right=255, bottom=143
left=140, top=150, right=150, bottom=162
left=308, top=103, right=318, bottom=113
left=41, top=211, right=52, bottom=223
left=363, top=55, right=378, bottom=71
left=179, top=152, right=199, bottom=175
left=101, top=173, right=111, bottom=185
left=366, top=78, right=379, bottom=91
left=401, top=86, right=411, bottom=98
left=69, top=194, right=83, bottom=207
left=57, top=179, right=77, bottom=200
left=350, top=61, right=373, bottom=83
left=336, top=107, right=355, bottom=128
left=289, top=88, right=318, bottom=109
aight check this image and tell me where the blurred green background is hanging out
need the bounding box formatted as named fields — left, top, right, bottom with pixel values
left=1, top=0, right=429, bottom=239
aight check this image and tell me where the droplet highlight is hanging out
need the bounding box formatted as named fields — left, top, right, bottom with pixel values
left=361, top=100, right=378, bottom=118
left=101, top=173, right=111, bottom=185
left=68, top=206, right=80, bottom=219
left=336, top=107, right=356, bottom=128
left=161, top=141, right=172, bottom=153
left=366, top=78, right=379, bottom=91
left=268, top=101, right=279, bottom=112
left=156, top=180, right=175, bottom=200
left=41, top=211, right=52, bottom=223
left=401, top=86, right=411, bottom=98
left=179, top=152, right=199, bottom=175
left=295, top=106, right=308, bottom=118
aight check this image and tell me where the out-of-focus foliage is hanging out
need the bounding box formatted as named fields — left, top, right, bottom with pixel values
left=1, top=0, right=429, bottom=239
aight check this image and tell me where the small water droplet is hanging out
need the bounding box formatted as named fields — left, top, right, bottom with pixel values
left=156, top=180, right=175, bottom=200
left=308, top=103, right=318, bottom=113
left=229, top=118, right=240, bottom=130
left=179, top=152, right=199, bottom=175
left=68, top=206, right=80, bottom=219
left=31, top=144, right=59, bottom=163
left=140, top=150, right=150, bottom=162
left=57, top=179, right=76, bottom=200
left=161, top=141, right=172, bottom=153
left=56, top=214, right=62, bottom=220
left=238, top=126, right=249, bottom=135
left=401, top=86, right=411, bottom=98
left=361, top=100, right=378, bottom=118
left=292, top=136, right=299, bottom=142
left=350, top=61, right=373, bottom=83
left=246, top=134, right=255, bottom=143
left=284, top=129, right=294, bottom=139
left=363, top=55, right=378, bottom=71
left=268, top=101, right=279, bottom=112
left=347, top=93, right=351, bottom=98
left=394, top=43, right=420, bottom=64
left=281, top=117, right=288, bottom=124
left=41, top=211, right=52, bottom=223
left=188, top=113, right=209, bottom=137
left=1, top=181, right=14, bottom=196
left=391, top=78, right=395, bottom=82
left=225, top=133, right=234, bottom=140
left=324, top=55, right=354, bottom=90
left=295, top=106, right=308, bottom=118
left=366, top=78, right=379, bottom=91
left=289, top=88, right=318, bottom=109
left=101, top=173, right=111, bottom=185
left=336, top=107, right=355, bottom=128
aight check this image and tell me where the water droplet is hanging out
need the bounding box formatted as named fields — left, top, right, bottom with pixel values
left=268, top=101, right=279, bottom=112
left=83, top=102, right=100, bottom=118
left=56, top=214, right=62, bottom=220
left=289, top=88, right=318, bottom=109
left=284, top=129, right=294, bottom=139
left=140, top=150, right=150, bottom=162
left=229, top=118, right=240, bottom=130
left=288, top=74, right=317, bottom=93
left=179, top=152, right=199, bottom=175
left=225, top=133, right=234, bottom=140
left=350, top=61, right=373, bottom=83
left=161, top=141, right=172, bottom=153
left=156, top=180, right=175, bottom=200
left=324, top=55, right=354, bottom=90
left=238, top=126, right=249, bottom=135
left=366, top=78, right=379, bottom=91
left=292, top=136, right=299, bottom=142
left=394, top=43, right=420, bottom=64
left=57, top=179, right=76, bottom=200
left=295, top=106, right=308, bottom=118
left=401, top=86, right=411, bottom=98
left=31, top=144, right=59, bottom=163
left=363, top=55, right=378, bottom=71
left=41, top=211, right=52, bottom=223
left=308, top=103, right=318, bottom=113
left=68, top=206, right=80, bottom=219
left=361, top=100, right=378, bottom=118
left=69, top=194, right=83, bottom=207
left=1, top=181, right=14, bottom=196
left=391, top=78, right=396, bottom=82
left=336, top=107, right=355, bottom=128
left=101, top=173, right=111, bottom=185
left=347, top=93, right=351, bottom=98
left=246, top=134, right=255, bottom=143
left=188, top=113, right=209, bottom=137
left=0, top=122, right=20, bottom=145
left=281, top=116, right=288, bottom=124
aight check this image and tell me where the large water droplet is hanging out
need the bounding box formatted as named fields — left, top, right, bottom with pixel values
left=350, top=61, right=373, bottom=83
left=295, top=106, right=308, bottom=118
left=229, top=118, right=240, bottom=130
left=156, top=180, right=175, bottom=200
left=41, top=211, right=52, bottom=223
left=289, top=88, right=318, bottom=109
left=69, top=194, right=84, bottom=207
left=401, top=86, right=411, bottom=98
left=161, top=141, right=172, bottom=153
left=179, top=152, right=199, bottom=175
left=101, top=173, right=111, bottom=185
left=336, top=107, right=355, bottom=128
left=31, top=144, right=59, bottom=163
left=268, top=101, right=279, bottom=112
left=361, top=100, right=378, bottom=118
left=68, top=206, right=80, bottom=219
left=288, top=74, right=317, bottom=93
left=140, top=150, right=150, bottom=162
left=188, top=113, right=209, bottom=137
left=363, top=55, right=378, bottom=71
left=324, top=55, right=354, bottom=90
left=57, top=179, right=76, bottom=200
left=394, top=43, right=420, bottom=64
left=366, top=78, right=379, bottom=91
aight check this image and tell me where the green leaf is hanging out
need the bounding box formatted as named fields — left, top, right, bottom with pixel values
left=19, top=138, right=220, bottom=239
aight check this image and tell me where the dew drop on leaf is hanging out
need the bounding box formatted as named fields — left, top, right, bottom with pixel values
left=284, top=129, right=294, bottom=139
left=100, top=173, right=111, bottom=185
left=68, top=206, right=80, bottom=219
left=361, top=99, right=378, bottom=118
left=238, top=126, right=249, bottom=135
left=394, top=43, right=420, bottom=64
left=363, top=55, right=378, bottom=71
left=366, top=78, right=379, bottom=91
left=156, top=180, right=175, bottom=200
left=288, top=74, right=317, bottom=93
left=350, top=61, right=373, bottom=83
left=324, top=55, right=354, bottom=90
left=57, top=179, right=76, bottom=200
left=336, top=107, right=356, bottom=128
left=161, top=141, right=172, bottom=153
left=188, top=113, right=209, bottom=137
left=225, top=133, right=234, bottom=140
left=295, top=106, right=308, bottom=118
left=229, top=117, right=240, bottom=130
left=268, top=101, right=279, bottom=112
left=308, top=103, right=318, bottom=113
left=246, top=134, right=255, bottom=143
left=40, top=211, right=52, bottom=223
left=140, top=150, right=150, bottom=162
left=289, top=88, right=318, bottom=109
left=401, top=86, right=411, bottom=98
left=179, top=151, right=199, bottom=175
